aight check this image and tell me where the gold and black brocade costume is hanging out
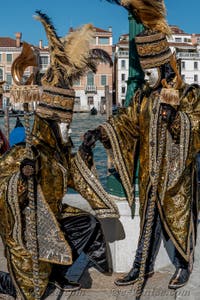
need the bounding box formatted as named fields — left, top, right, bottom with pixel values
left=0, top=114, right=118, bottom=300
left=99, top=84, right=200, bottom=262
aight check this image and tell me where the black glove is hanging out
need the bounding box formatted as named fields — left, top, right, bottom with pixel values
left=160, top=103, right=177, bottom=125
left=80, top=129, right=101, bottom=153
left=78, top=128, right=101, bottom=163
left=20, top=158, right=37, bottom=179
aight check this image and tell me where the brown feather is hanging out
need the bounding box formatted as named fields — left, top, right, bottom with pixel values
left=122, top=0, right=171, bottom=35
left=34, top=10, right=72, bottom=88
left=63, top=24, right=95, bottom=77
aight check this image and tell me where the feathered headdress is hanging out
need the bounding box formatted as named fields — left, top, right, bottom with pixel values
left=35, top=11, right=113, bottom=88
left=35, top=10, right=72, bottom=88
left=122, top=0, right=171, bottom=35
left=104, top=0, right=171, bottom=35
left=33, top=11, right=113, bottom=120
left=62, top=24, right=113, bottom=83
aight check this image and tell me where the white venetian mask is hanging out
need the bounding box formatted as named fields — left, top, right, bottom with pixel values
left=58, top=122, right=70, bottom=143
left=144, top=68, right=161, bottom=88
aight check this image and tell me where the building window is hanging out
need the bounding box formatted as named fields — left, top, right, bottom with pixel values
left=182, top=61, right=185, bottom=70
left=74, top=79, right=81, bottom=86
left=0, top=69, right=3, bottom=81
left=184, top=38, right=191, bottom=43
left=39, top=56, right=49, bottom=68
left=121, top=60, right=126, bottom=69
left=6, top=54, right=12, bottom=63
left=121, top=86, right=126, bottom=94
left=101, top=75, right=107, bottom=86
left=88, top=96, right=94, bottom=105
left=175, top=37, right=182, bottom=43
left=182, top=74, right=185, bottom=81
left=87, top=72, right=94, bottom=86
left=194, top=74, right=198, bottom=82
left=194, top=62, right=198, bottom=70
left=99, top=37, right=109, bottom=45
left=6, top=74, right=12, bottom=85
left=121, top=73, right=126, bottom=81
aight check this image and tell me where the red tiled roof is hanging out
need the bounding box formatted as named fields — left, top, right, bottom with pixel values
left=93, top=26, right=111, bottom=33
left=0, top=37, right=17, bottom=47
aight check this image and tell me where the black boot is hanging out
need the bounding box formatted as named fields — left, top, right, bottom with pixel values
left=114, top=267, right=154, bottom=286
left=50, top=263, right=81, bottom=292
left=168, top=268, right=190, bottom=289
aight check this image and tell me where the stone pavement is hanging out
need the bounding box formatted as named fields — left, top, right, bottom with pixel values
left=0, top=221, right=199, bottom=300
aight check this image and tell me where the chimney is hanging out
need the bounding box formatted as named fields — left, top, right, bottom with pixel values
left=15, top=32, right=22, bottom=48
left=39, top=40, right=43, bottom=49
left=108, top=26, right=112, bottom=32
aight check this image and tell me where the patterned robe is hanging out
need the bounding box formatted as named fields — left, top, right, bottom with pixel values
left=99, top=84, right=200, bottom=262
left=0, top=114, right=118, bottom=300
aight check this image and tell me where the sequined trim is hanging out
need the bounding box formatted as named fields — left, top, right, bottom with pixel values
left=149, top=92, right=160, bottom=183
left=7, top=172, right=24, bottom=247
left=166, top=112, right=190, bottom=189
left=37, top=184, right=72, bottom=265
left=74, top=152, right=119, bottom=218
left=100, top=123, right=134, bottom=206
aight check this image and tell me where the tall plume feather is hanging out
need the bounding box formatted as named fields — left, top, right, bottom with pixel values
left=34, top=10, right=72, bottom=88
left=121, top=0, right=171, bottom=35
left=34, top=11, right=113, bottom=87
left=63, top=25, right=113, bottom=85
left=63, top=24, right=95, bottom=77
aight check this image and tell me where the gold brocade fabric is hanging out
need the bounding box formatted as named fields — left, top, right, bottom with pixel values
left=0, top=147, right=52, bottom=299
left=102, top=84, right=200, bottom=261
left=0, top=114, right=119, bottom=299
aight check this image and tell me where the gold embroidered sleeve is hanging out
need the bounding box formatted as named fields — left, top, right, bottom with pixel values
left=169, top=113, right=181, bottom=142
left=182, top=88, right=200, bottom=152
left=97, top=92, right=141, bottom=206
left=69, top=152, right=119, bottom=218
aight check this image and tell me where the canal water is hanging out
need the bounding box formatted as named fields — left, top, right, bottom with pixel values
left=0, top=113, right=109, bottom=187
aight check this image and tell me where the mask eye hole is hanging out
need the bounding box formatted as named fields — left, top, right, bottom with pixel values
left=146, top=71, right=151, bottom=76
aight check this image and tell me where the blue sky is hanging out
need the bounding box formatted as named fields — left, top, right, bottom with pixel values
left=0, top=0, right=200, bottom=46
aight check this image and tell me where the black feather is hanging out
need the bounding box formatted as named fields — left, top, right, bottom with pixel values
left=35, top=10, right=59, bottom=40
left=89, top=49, right=113, bottom=67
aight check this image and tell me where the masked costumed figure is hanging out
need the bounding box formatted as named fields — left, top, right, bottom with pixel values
left=80, top=0, right=200, bottom=298
left=0, top=11, right=118, bottom=300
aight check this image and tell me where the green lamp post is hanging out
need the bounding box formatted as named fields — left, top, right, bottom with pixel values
left=125, top=12, right=144, bottom=107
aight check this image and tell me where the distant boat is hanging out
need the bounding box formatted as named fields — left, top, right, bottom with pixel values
left=90, top=107, right=98, bottom=115
left=0, top=109, right=33, bottom=117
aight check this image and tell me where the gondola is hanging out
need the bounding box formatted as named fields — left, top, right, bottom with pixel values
left=90, top=107, right=98, bottom=115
